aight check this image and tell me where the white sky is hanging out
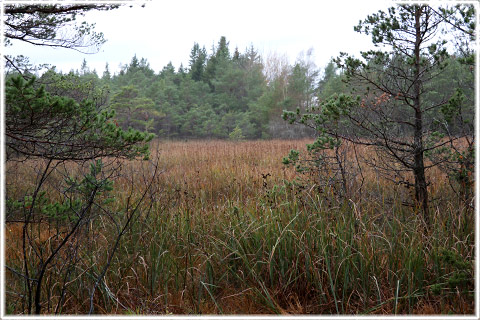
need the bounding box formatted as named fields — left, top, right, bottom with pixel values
left=5, top=0, right=395, bottom=75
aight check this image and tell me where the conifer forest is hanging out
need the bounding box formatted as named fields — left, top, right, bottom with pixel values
left=3, top=2, right=477, bottom=316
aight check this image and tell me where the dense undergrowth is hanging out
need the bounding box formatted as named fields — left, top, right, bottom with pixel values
left=5, top=140, right=474, bottom=315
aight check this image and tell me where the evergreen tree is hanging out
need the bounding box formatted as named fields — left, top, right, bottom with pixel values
left=102, top=62, right=111, bottom=81
left=80, top=58, right=89, bottom=75
left=215, top=36, right=230, bottom=60
left=204, top=36, right=231, bottom=90
left=4, top=5, right=156, bottom=315
left=6, top=75, right=152, bottom=161
left=317, top=62, right=348, bottom=100
left=284, top=4, right=476, bottom=226
left=189, top=43, right=207, bottom=81
left=110, top=85, right=162, bottom=132
left=129, top=54, right=140, bottom=71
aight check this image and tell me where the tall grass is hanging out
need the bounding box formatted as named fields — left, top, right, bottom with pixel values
left=5, top=139, right=474, bottom=314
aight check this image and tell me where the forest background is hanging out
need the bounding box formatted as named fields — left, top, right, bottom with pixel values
left=6, top=34, right=474, bottom=141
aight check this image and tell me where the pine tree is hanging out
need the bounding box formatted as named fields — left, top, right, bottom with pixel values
left=110, top=85, right=162, bottom=132
left=284, top=4, right=476, bottom=226
left=80, top=58, right=89, bottom=75
left=189, top=43, right=207, bottom=81
left=102, top=62, right=111, bottom=81
left=6, top=75, right=153, bottom=161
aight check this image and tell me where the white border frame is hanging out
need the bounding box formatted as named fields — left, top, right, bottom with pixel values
left=0, top=0, right=478, bottom=319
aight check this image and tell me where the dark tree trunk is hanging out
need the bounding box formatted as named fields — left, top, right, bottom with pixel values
left=413, top=6, right=430, bottom=227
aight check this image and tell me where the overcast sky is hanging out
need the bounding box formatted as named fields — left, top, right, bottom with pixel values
left=6, top=0, right=395, bottom=75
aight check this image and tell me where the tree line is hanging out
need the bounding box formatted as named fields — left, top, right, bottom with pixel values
left=7, top=36, right=473, bottom=144
left=7, top=37, right=320, bottom=140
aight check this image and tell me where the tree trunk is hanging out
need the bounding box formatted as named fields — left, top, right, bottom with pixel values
left=413, top=6, right=430, bottom=227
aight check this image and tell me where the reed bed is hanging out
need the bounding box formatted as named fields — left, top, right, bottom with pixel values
left=5, top=139, right=474, bottom=315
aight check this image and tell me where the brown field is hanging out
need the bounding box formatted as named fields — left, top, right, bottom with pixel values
left=4, top=139, right=474, bottom=315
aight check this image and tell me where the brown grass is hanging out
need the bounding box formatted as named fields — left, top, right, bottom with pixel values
left=4, top=139, right=474, bottom=315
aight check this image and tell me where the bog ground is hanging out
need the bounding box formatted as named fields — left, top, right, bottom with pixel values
left=5, top=139, right=474, bottom=315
